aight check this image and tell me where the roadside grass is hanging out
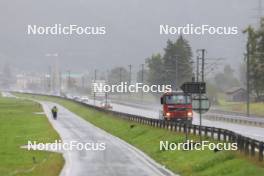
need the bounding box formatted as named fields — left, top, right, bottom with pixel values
left=217, top=94, right=264, bottom=117
left=17, top=93, right=264, bottom=176
left=0, top=96, right=64, bottom=176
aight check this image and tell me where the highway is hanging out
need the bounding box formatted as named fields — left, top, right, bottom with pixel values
left=87, top=98, right=264, bottom=142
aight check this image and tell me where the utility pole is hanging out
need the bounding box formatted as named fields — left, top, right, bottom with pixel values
left=49, top=66, right=52, bottom=92
left=201, top=49, right=205, bottom=82
left=106, top=70, right=110, bottom=85
left=44, top=73, right=48, bottom=92
left=141, top=64, right=144, bottom=84
left=67, top=70, right=71, bottom=90
left=59, top=71, right=62, bottom=95
left=128, top=64, right=132, bottom=85
left=119, top=67, right=122, bottom=83
left=175, top=56, right=178, bottom=89
left=45, top=53, right=59, bottom=93
left=199, top=85, right=202, bottom=142
left=128, top=65, right=132, bottom=96
left=82, top=75, right=85, bottom=89
left=196, top=56, right=199, bottom=82
left=141, top=64, right=144, bottom=101
left=197, top=49, right=206, bottom=82
left=94, top=69, right=97, bottom=105
left=246, top=43, right=250, bottom=117
left=196, top=49, right=206, bottom=142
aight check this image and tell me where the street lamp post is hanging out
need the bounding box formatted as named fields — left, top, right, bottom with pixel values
left=45, top=53, right=59, bottom=94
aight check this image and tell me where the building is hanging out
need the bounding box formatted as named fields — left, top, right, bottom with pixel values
left=16, top=73, right=43, bottom=91
left=225, top=87, right=247, bottom=102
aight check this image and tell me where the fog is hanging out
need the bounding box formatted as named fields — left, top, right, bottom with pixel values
left=0, top=0, right=259, bottom=73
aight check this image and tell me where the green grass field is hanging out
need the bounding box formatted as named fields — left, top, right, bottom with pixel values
left=16, top=93, right=264, bottom=176
left=0, top=95, right=64, bottom=176
left=217, top=94, right=264, bottom=116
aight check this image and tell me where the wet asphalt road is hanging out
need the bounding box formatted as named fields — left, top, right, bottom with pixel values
left=40, top=101, right=176, bottom=176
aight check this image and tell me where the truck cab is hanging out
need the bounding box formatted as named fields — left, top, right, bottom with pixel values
left=160, top=91, right=193, bottom=123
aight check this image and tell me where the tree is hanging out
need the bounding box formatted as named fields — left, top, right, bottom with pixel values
left=107, top=67, right=129, bottom=85
left=254, top=19, right=264, bottom=100
left=146, top=36, right=193, bottom=90
left=244, top=19, right=264, bottom=100
left=163, top=36, right=193, bottom=88
left=146, top=54, right=165, bottom=85
left=239, top=62, right=246, bottom=87
left=214, top=65, right=240, bottom=91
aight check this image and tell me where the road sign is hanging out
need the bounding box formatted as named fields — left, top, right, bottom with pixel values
left=180, top=82, right=206, bottom=94
left=192, top=94, right=210, bottom=114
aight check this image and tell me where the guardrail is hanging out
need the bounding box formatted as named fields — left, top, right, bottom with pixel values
left=104, top=98, right=264, bottom=127
left=68, top=97, right=264, bottom=162
left=204, top=112, right=264, bottom=127
left=22, top=93, right=264, bottom=162
left=210, top=109, right=264, bottom=118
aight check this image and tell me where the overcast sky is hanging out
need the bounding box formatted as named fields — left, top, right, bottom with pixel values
left=0, top=0, right=260, bottom=75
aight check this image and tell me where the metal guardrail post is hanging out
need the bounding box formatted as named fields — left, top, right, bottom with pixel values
left=250, top=140, right=255, bottom=157
left=179, top=123, right=182, bottom=132
left=166, top=121, right=169, bottom=130
left=229, top=131, right=233, bottom=142
left=259, top=142, right=264, bottom=161
left=245, top=139, right=249, bottom=156
left=237, top=135, right=241, bottom=152
left=211, top=127, right=215, bottom=139
left=170, top=122, right=174, bottom=131
left=217, top=129, right=221, bottom=141
left=223, top=131, right=227, bottom=142
left=240, top=136, right=245, bottom=153
left=204, top=127, right=208, bottom=137
left=188, top=124, right=191, bottom=134
left=174, top=122, right=178, bottom=132
left=183, top=123, right=186, bottom=133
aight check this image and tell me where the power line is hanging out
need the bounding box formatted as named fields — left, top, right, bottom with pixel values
left=203, top=58, right=225, bottom=77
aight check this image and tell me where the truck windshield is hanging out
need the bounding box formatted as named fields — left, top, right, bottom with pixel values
left=165, top=95, right=191, bottom=105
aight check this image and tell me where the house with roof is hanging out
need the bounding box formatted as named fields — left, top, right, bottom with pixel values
left=225, top=87, right=247, bottom=102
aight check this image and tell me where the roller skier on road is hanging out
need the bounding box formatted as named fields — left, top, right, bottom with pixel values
left=51, top=106, right=58, bottom=120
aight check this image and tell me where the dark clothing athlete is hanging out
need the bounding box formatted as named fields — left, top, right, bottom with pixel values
left=51, top=106, right=58, bottom=120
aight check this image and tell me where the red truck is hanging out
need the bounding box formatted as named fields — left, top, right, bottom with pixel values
left=160, top=91, right=193, bottom=124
